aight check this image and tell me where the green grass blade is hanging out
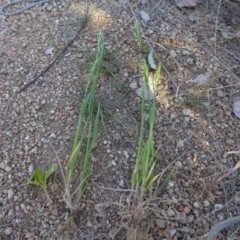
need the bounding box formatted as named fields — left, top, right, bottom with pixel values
left=73, top=93, right=91, bottom=149
left=66, top=140, right=81, bottom=187
left=154, top=167, right=175, bottom=196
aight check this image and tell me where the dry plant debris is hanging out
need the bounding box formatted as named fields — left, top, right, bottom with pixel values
left=0, top=0, right=240, bottom=239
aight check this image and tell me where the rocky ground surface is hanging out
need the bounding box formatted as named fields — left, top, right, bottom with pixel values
left=0, top=0, right=240, bottom=239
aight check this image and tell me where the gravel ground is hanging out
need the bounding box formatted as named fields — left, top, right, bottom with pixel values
left=0, top=0, right=240, bottom=239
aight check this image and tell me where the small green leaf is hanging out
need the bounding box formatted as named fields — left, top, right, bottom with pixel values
left=26, top=179, right=40, bottom=186
left=26, top=169, right=45, bottom=187
left=33, top=169, right=45, bottom=184
left=45, top=163, right=58, bottom=180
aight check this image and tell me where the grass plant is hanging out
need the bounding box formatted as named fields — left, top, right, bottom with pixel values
left=76, top=46, right=128, bottom=92
left=134, top=20, right=149, bottom=53
left=63, top=32, right=104, bottom=212
left=98, top=20, right=175, bottom=239
left=26, top=163, right=58, bottom=201
left=102, top=63, right=175, bottom=239
left=96, top=62, right=174, bottom=239
left=124, top=64, right=176, bottom=239
left=131, top=64, right=161, bottom=196
left=96, top=18, right=175, bottom=239
left=134, top=21, right=142, bottom=50
left=185, top=97, right=207, bottom=110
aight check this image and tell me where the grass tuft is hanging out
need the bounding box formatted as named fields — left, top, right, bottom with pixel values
left=134, top=21, right=142, bottom=50
left=63, top=32, right=104, bottom=212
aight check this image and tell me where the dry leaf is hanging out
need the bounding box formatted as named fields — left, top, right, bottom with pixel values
left=139, top=10, right=150, bottom=23
left=192, top=71, right=212, bottom=85
left=136, top=87, right=154, bottom=100
left=64, top=52, right=71, bottom=57
left=148, top=49, right=157, bottom=69
left=233, top=97, right=240, bottom=119
left=136, top=77, right=155, bottom=100
left=175, top=0, right=200, bottom=8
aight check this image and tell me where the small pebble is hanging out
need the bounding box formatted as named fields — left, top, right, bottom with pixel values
left=175, top=161, right=183, bottom=168
left=86, top=220, right=92, bottom=227
left=187, top=58, right=194, bottom=65
left=217, top=214, right=224, bottom=221
left=170, top=229, right=176, bottom=237
left=217, top=90, right=224, bottom=97
left=215, top=191, right=223, bottom=196
left=187, top=215, right=194, bottom=223
left=8, top=189, right=14, bottom=199
left=168, top=181, right=175, bottom=187
left=196, top=227, right=204, bottom=236
left=182, top=108, right=193, bottom=116
left=129, top=82, right=138, bottom=89
left=111, top=160, right=116, bottom=166
left=0, top=163, right=6, bottom=169
left=5, top=166, right=11, bottom=172
left=182, top=50, right=190, bottom=55
left=214, top=204, right=223, bottom=211
left=28, top=164, right=33, bottom=173
left=203, top=200, right=210, bottom=207
left=4, top=227, right=12, bottom=235
left=184, top=206, right=191, bottom=214
left=233, top=193, right=240, bottom=205
left=47, top=5, right=53, bottom=12
left=167, top=208, right=175, bottom=217
left=193, top=202, right=200, bottom=208
left=119, top=179, right=124, bottom=187
left=8, top=209, right=14, bottom=217
left=113, top=133, right=122, bottom=141
left=123, top=72, right=128, bottom=77
left=226, top=139, right=235, bottom=145
left=155, top=219, right=166, bottom=229
left=177, top=140, right=184, bottom=148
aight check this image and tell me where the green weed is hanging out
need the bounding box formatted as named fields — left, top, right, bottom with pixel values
left=185, top=97, right=207, bottom=110
left=26, top=163, right=58, bottom=201
left=131, top=64, right=161, bottom=195
left=134, top=21, right=142, bottom=50
left=134, top=21, right=149, bottom=53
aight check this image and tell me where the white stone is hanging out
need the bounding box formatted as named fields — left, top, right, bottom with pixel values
left=8, top=189, right=14, bottom=199
left=4, top=227, right=12, bottom=235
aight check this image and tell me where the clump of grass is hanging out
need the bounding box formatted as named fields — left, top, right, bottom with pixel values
left=62, top=32, right=104, bottom=213
left=125, top=64, right=175, bottom=239
left=95, top=21, right=174, bottom=238
left=185, top=97, right=207, bottom=110
left=76, top=46, right=128, bottom=93
left=134, top=20, right=149, bottom=53
left=131, top=66, right=161, bottom=194
left=96, top=63, right=174, bottom=239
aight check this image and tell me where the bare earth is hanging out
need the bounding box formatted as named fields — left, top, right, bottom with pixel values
left=0, top=0, right=240, bottom=239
